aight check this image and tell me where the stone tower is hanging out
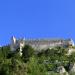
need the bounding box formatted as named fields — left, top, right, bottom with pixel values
left=10, top=36, right=25, bottom=56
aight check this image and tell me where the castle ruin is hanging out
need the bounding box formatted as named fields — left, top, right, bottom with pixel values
left=10, top=36, right=75, bottom=55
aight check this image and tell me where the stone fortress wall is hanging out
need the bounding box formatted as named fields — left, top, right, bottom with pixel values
left=10, top=36, right=75, bottom=52
left=25, top=39, right=74, bottom=51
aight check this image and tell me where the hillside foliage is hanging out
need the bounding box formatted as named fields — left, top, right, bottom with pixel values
left=0, top=45, right=75, bottom=75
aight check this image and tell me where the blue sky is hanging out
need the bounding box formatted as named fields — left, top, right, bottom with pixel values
left=0, top=0, right=75, bottom=46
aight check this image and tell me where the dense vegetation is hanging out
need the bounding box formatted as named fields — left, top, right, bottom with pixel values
left=0, top=45, right=75, bottom=75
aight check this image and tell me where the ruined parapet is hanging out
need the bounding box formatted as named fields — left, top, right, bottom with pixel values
left=25, top=39, right=64, bottom=51
left=25, top=39, right=75, bottom=51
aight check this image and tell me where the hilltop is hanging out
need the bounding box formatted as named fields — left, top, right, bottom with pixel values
left=0, top=37, right=75, bottom=75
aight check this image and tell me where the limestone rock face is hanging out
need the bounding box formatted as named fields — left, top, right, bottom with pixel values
left=57, top=66, right=68, bottom=75
left=69, top=63, right=75, bottom=73
left=57, top=66, right=66, bottom=73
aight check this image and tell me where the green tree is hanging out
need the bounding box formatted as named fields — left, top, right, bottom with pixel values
left=27, top=56, right=47, bottom=75
left=68, top=52, right=75, bottom=63
left=22, top=45, right=34, bottom=62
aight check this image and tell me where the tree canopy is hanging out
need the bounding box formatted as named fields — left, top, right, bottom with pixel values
left=0, top=45, right=75, bottom=75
